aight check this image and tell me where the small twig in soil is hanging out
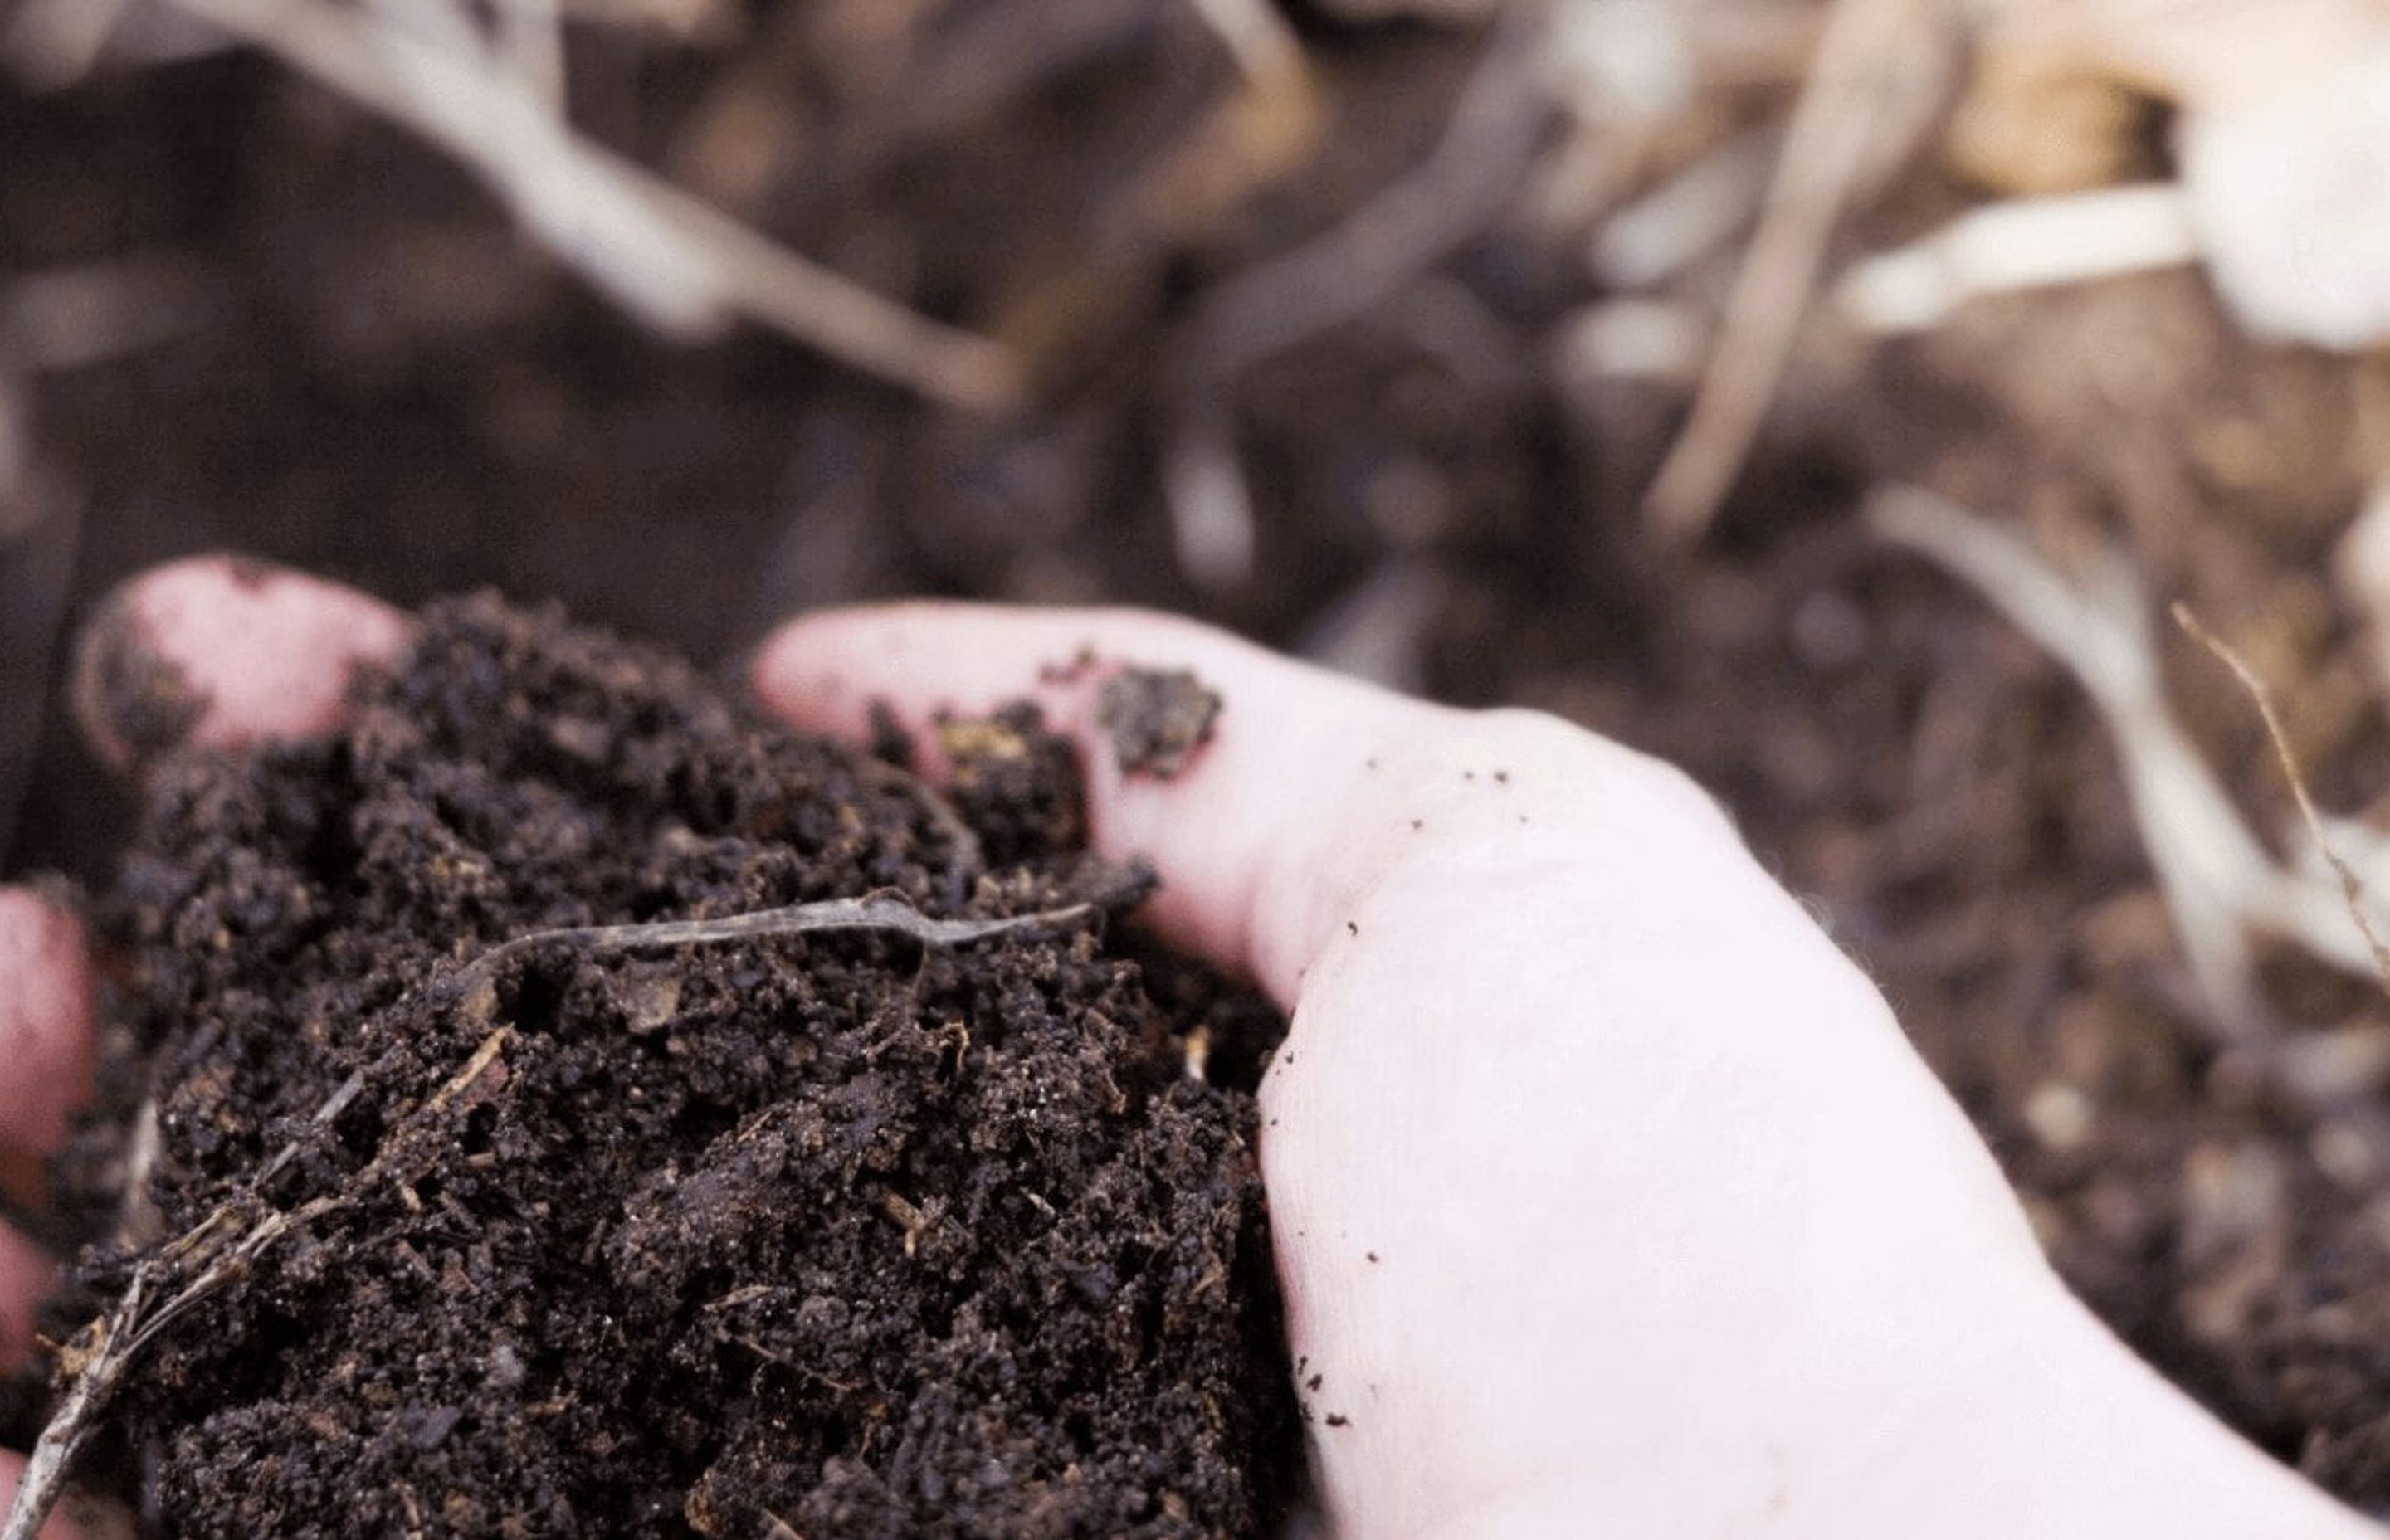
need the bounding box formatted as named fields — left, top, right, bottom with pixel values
left=1644, top=0, right=1927, bottom=546
left=1, top=894, right=1090, bottom=1540
left=2173, top=602, right=2390, bottom=997
left=1591, top=125, right=1781, bottom=290
left=1162, top=2, right=1554, bottom=590
left=1872, top=485, right=2390, bottom=1027
left=456, top=894, right=1087, bottom=984
left=1183, top=0, right=1305, bottom=94
left=155, top=0, right=1021, bottom=412
left=1836, top=183, right=2198, bottom=334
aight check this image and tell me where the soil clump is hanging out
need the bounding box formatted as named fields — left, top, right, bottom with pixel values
left=39, top=594, right=1296, bottom=1538
left=1095, top=670, right=1222, bottom=781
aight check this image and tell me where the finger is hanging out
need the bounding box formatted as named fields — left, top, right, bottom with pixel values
left=766, top=605, right=1485, bottom=1000
left=0, top=888, right=93, bottom=1160
left=754, top=602, right=1729, bottom=1005
left=72, top=555, right=412, bottom=772
left=758, top=602, right=1403, bottom=997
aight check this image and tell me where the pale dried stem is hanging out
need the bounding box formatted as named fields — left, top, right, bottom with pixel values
left=1164, top=2, right=1554, bottom=589
left=2, top=895, right=1088, bottom=1540
left=158, top=0, right=1020, bottom=411
left=1591, top=125, right=1780, bottom=290
left=1836, top=183, right=2198, bottom=334
left=2173, top=602, right=2390, bottom=997
left=1870, top=485, right=2390, bottom=1028
left=1644, top=0, right=1924, bottom=546
left=1183, top=0, right=1306, bottom=93
left=490, top=0, right=565, bottom=110
left=1181, top=3, right=1554, bottom=384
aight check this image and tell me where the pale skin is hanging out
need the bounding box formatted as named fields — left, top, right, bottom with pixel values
left=0, top=556, right=2374, bottom=1538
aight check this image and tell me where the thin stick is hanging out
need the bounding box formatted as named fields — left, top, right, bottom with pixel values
left=1162, top=3, right=1551, bottom=589
left=2, top=894, right=1087, bottom=1540
left=1871, top=485, right=2270, bottom=1027
left=1644, top=0, right=1921, bottom=545
left=1183, top=0, right=1305, bottom=93
left=456, top=894, right=1082, bottom=983
left=1836, top=183, right=2197, bottom=334
left=1178, top=2, right=1553, bottom=383
left=2173, top=602, right=2390, bottom=994
left=160, top=0, right=1021, bottom=412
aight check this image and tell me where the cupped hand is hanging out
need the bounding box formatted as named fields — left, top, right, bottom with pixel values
left=0, top=559, right=2371, bottom=1538
left=755, top=602, right=2373, bottom=1539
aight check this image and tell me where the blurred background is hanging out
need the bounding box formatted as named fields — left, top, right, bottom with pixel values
left=14, top=0, right=2390, bottom=1513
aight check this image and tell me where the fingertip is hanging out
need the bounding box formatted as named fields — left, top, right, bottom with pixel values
left=750, top=607, right=871, bottom=738
left=756, top=601, right=1290, bottom=746
left=0, top=886, right=93, bottom=1157
left=753, top=602, right=1436, bottom=995
left=71, top=555, right=412, bottom=771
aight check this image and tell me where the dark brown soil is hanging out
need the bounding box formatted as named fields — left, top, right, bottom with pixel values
left=1095, top=669, right=1222, bottom=781
left=45, top=595, right=1296, bottom=1538
left=16, top=0, right=2390, bottom=1524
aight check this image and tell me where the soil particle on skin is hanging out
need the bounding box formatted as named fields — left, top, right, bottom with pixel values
left=1095, top=669, right=1221, bottom=780
left=45, top=594, right=1297, bottom=1538
left=68, top=589, right=203, bottom=770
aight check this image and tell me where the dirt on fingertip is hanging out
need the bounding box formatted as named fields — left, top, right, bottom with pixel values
left=1096, top=670, right=1222, bottom=781
left=67, top=588, right=204, bottom=774
left=37, top=594, right=1297, bottom=1538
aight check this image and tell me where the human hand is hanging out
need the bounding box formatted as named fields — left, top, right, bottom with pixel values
left=754, top=602, right=2377, bottom=1538
left=6, top=559, right=2373, bottom=1538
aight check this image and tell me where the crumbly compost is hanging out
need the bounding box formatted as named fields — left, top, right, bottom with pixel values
left=45, top=594, right=1296, bottom=1538
left=1094, top=670, right=1222, bottom=782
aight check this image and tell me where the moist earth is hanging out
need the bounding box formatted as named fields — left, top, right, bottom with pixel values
left=40, top=595, right=1297, bottom=1538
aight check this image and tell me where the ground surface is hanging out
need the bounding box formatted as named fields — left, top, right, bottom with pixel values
left=9, top=0, right=2390, bottom=1518
left=41, top=595, right=1295, bottom=1538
